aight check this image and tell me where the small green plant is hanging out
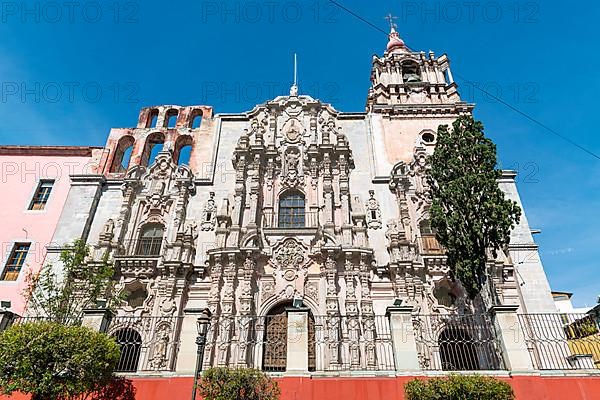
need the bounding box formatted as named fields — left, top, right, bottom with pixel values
left=0, top=322, right=120, bottom=400
left=405, top=374, right=514, bottom=400
left=198, top=367, right=280, bottom=400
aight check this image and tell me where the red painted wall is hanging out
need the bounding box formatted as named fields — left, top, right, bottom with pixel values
left=2, top=375, right=600, bottom=400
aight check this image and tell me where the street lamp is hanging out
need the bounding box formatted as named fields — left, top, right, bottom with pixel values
left=191, top=308, right=211, bottom=400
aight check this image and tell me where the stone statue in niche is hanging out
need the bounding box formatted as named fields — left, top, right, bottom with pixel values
left=201, top=192, right=217, bottom=231
left=283, top=148, right=303, bottom=188
left=99, top=218, right=115, bottom=242
left=365, top=190, right=382, bottom=230
left=184, top=220, right=198, bottom=237
left=149, top=324, right=170, bottom=370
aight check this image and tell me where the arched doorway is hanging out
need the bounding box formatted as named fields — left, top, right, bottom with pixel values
left=439, top=327, right=480, bottom=370
left=262, top=303, right=316, bottom=371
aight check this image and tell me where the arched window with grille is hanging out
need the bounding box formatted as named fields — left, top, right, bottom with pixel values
left=114, top=328, right=142, bottom=372
left=136, top=224, right=164, bottom=256
left=278, top=191, right=305, bottom=228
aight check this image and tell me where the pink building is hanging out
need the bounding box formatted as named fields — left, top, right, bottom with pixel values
left=0, top=146, right=102, bottom=315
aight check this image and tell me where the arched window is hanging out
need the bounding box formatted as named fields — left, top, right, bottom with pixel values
left=174, top=135, right=193, bottom=166
left=147, top=109, right=159, bottom=128
left=142, top=132, right=165, bottom=167
left=278, top=191, right=305, bottom=228
left=190, top=109, right=203, bottom=129
left=136, top=223, right=164, bottom=256
left=166, top=109, right=178, bottom=128
left=402, top=60, right=422, bottom=83
left=114, top=329, right=142, bottom=372
left=110, top=136, right=135, bottom=173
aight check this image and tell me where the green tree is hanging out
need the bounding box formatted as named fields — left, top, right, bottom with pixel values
left=198, top=367, right=280, bottom=400
left=0, top=322, right=120, bottom=400
left=427, top=116, right=521, bottom=300
left=23, top=239, right=118, bottom=324
left=405, top=374, right=514, bottom=400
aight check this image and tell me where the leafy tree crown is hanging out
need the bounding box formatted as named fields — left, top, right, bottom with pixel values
left=426, top=116, right=521, bottom=300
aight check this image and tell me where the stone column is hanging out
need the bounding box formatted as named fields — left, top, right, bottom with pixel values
left=386, top=306, right=420, bottom=371
left=176, top=308, right=208, bottom=374
left=286, top=307, right=309, bottom=373
left=0, top=310, right=18, bottom=331
left=490, top=305, right=535, bottom=371
left=81, top=308, right=114, bottom=333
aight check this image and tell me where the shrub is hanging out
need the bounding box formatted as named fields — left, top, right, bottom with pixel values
left=405, top=374, right=514, bottom=400
left=0, top=322, right=120, bottom=400
left=198, top=367, right=280, bottom=400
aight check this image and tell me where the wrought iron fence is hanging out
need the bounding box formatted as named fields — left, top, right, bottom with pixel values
left=313, top=314, right=396, bottom=371
left=202, top=314, right=395, bottom=372
left=519, top=313, right=600, bottom=370
left=202, top=315, right=285, bottom=372
left=412, top=313, right=505, bottom=371
left=108, top=315, right=183, bottom=373
left=12, top=315, right=82, bottom=326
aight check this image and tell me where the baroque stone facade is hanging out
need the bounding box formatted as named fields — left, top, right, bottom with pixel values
left=39, top=26, right=558, bottom=372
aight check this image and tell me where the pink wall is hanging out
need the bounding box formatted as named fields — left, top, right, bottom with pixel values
left=0, top=148, right=96, bottom=315
left=3, top=375, right=600, bottom=400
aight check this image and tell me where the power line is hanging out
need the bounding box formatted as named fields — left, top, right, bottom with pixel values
left=327, top=0, right=600, bottom=161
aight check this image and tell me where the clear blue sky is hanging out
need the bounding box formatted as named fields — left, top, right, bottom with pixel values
left=0, top=1, right=597, bottom=307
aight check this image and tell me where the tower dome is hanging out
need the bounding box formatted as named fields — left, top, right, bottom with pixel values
left=386, top=26, right=406, bottom=53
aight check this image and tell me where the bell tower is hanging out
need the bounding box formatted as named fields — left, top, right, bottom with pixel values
left=366, top=19, right=468, bottom=111
left=366, top=20, right=474, bottom=171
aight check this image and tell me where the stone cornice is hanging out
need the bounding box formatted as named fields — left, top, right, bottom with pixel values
left=69, top=174, right=106, bottom=186
left=371, top=102, right=474, bottom=116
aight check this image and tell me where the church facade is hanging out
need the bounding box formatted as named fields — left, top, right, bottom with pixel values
left=30, top=26, right=569, bottom=376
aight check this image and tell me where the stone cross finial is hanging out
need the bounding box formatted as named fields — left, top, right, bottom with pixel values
left=384, top=13, right=398, bottom=31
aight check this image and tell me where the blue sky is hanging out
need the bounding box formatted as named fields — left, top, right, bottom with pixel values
left=0, top=1, right=598, bottom=307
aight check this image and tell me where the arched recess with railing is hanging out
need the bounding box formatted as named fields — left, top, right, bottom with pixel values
left=439, top=326, right=480, bottom=371
left=277, top=190, right=306, bottom=228
left=114, top=328, right=142, bottom=372
left=135, top=223, right=165, bottom=256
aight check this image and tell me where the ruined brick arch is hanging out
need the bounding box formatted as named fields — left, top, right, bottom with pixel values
left=173, top=135, right=193, bottom=165
left=189, top=108, right=203, bottom=128
left=141, top=132, right=165, bottom=167
left=165, top=109, right=179, bottom=128
left=146, top=108, right=159, bottom=128
left=110, top=135, right=135, bottom=173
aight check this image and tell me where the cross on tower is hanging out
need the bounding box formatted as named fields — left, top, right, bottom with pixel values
left=384, top=13, right=398, bottom=31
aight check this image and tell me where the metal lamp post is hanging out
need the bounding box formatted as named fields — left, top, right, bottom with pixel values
left=191, top=308, right=211, bottom=400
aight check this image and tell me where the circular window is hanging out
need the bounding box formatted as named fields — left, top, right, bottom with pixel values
left=422, top=132, right=435, bottom=143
